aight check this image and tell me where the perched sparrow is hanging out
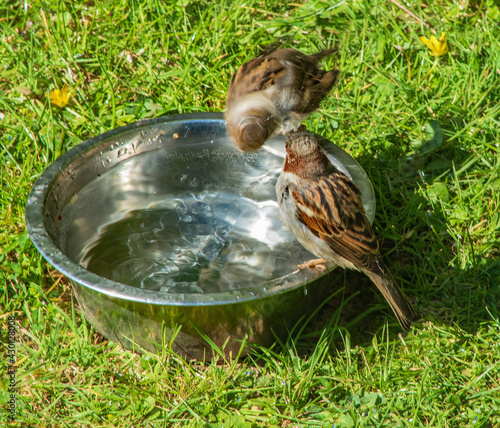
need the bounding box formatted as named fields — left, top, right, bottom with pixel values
left=226, top=47, right=339, bottom=152
left=276, top=131, right=419, bottom=330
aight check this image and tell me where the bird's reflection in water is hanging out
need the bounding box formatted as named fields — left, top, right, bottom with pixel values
left=79, top=194, right=312, bottom=292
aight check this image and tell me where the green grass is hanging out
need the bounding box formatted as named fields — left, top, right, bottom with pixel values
left=1, top=0, right=500, bottom=426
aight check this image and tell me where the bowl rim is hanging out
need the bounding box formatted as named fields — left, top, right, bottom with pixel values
left=25, top=112, right=371, bottom=306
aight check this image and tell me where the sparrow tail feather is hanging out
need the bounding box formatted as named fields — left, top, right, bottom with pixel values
left=363, top=270, right=420, bottom=331
left=308, top=48, right=338, bottom=63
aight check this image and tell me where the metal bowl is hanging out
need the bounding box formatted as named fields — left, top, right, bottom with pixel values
left=25, top=112, right=374, bottom=360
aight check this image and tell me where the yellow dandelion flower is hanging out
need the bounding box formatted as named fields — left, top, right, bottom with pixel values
left=420, top=32, right=449, bottom=57
left=49, top=84, right=72, bottom=108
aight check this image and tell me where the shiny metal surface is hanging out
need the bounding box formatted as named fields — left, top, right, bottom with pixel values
left=25, top=112, right=375, bottom=359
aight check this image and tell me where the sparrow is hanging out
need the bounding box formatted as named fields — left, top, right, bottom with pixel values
left=276, top=131, right=419, bottom=330
left=226, top=47, right=339, bottom=152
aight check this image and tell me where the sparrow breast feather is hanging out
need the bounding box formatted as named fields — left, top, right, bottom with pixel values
left=276, top=131, right=419, bottom=330
left=226, top=47, right=339, bottom=152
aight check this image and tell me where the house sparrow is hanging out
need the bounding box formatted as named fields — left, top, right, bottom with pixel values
left=276, top=131, right=419, bottom=330
left=226, top=47, right=339, bottom=152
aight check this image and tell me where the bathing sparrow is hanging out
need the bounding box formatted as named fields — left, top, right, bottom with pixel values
left=226, top=47, right=339, bottom=152
left=276, top=131, right=419, bottom=330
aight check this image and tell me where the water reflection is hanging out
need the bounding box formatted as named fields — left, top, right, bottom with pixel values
left=59, top=138, right=314, bottom=293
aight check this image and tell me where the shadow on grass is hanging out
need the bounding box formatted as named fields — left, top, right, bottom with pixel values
left=270, top=119, right=500, bottom=356
left=349, top=125, right=497, bottom=330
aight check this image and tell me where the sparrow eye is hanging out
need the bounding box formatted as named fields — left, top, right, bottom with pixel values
left=282, top=186, right=290, bottom=199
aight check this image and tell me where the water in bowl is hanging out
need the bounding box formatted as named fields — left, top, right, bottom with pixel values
left=58, top=137, right=315, bottom=293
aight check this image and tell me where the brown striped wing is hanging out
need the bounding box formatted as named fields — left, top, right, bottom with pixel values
left=227, top=57, right=287, bottom=105
left=290, top=172, right=381, bottom=273
left=266, top=49, right=339, bottom=114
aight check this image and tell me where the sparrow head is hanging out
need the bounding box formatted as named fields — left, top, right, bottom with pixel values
left=232, top=114, right=277, bottom=151
left=284, top=130, right=332, bottom=178
left=226, top=92, right=280, bottom=152
left=285, top=130, right=321, bottom=156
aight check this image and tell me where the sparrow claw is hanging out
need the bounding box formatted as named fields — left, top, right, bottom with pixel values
left=297, top=258, right=328, bottom=272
